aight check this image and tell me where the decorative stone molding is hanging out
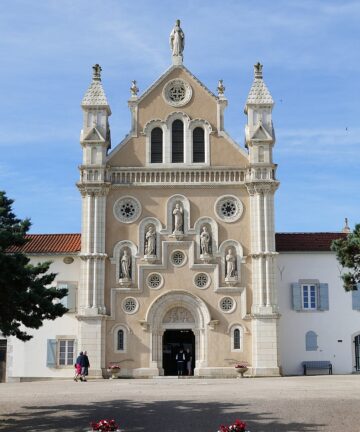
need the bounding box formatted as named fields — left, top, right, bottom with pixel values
left=110, top=240, right=138, bottom=288
left=170, top=250, right=187, bottom=267
left=193, top=272, right=211, bottom=289
left=113, top=196, right=142, bottom=224
left=214, top=195, right=243, bottom=223
left=146, top=273, right=164, bottom=290
left=162, top=79, right=192, bottom=107
left=163, top=307, right=195, bottom=323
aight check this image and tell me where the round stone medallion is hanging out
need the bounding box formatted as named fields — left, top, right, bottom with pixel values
left=214, top=195, right=243, bottom=223
left=113, top=196, right=142, bottom=224
left=162, top=79, right=193, bottom=107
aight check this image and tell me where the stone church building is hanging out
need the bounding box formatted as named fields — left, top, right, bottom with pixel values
left=2, top=22, right=359, bottom=382
left=77, top=20, right=279, bottom=378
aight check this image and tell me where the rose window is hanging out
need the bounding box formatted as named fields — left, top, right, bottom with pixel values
left=122, top=297, right=138, bottom=314
left=215, top=195, right=243, bottom=223
left=169, top=83, right=186, bottom=102
left=147, top=273, right=162, bottom=289
left=113, top=196, right=141, bottom=223
left=219, top=296, right=235, bottom=313
left=171, top=250, right=185, bottom=266
left=194, top=273, right=209, bottom=289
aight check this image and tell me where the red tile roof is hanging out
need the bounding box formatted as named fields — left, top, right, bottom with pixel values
left=275, top=232, right=347, bottom=252
left=6, top=232, right=346, bottom=254
left=6, top=234, right=81, bottom=254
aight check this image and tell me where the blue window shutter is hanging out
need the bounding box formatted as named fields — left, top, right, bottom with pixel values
left=305, top=331, right=318, bottom=351
left=291, top=283, right=302, bottom=311
left=319, top=283, right=329, bottom=310
left=352, top=284, right=360, bottom=311
left=46, top=339, right=57, bottom=367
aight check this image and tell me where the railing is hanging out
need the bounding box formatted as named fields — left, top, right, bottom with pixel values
left=110, top=168, right=246, bottom=186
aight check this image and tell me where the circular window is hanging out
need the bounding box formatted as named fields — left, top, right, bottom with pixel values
left=171, top=250, right=186, bottom=267
left=113, top=196, right=141, bottom=224
left=122, top=297, right=139, bottom=314
left=219, top=296, right=236, bottom=313
left=214, top=195, right=243, bottom=223
left=194, top=272, right=210, bottom=289
left=146, top=273, right=163, bottom=290
left=163, top=79, right=192, bottom=107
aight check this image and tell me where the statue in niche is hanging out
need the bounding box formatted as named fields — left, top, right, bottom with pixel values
left=200, top=226, right=211, bottom=256
left=145, top=225, right=156, bottom=256
left=225, top=248, right=237, bottom=279
left=173, top=202, right=184, bottom=233
left=120, top=249, right=131, bottom=280
left=169, top=19, right=185, bottom=57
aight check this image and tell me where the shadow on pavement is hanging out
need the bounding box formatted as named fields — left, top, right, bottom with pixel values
left=0, top=398, right=324, bottom=432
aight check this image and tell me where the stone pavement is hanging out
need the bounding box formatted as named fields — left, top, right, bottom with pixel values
left=0, top=375, right=359, bottom=432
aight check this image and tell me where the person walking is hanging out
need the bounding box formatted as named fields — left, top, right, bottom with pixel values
left=74, top=351, right=83, bottom=382
left=80, top=351, right=90, bottom=382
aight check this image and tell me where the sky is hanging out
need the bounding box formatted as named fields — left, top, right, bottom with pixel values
left=0, top=0, right=359, bottom=234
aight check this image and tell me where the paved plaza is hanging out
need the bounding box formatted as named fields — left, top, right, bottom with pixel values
left=0, top=375, right=359, bottom=432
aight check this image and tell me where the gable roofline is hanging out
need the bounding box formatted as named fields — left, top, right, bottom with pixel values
left=136, top=64, right=218, bottom=105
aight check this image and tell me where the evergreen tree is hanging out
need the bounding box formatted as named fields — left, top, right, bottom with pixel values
left=0, top=191, right=68, bottom=341
left=331, top=223, right=360, bottom=291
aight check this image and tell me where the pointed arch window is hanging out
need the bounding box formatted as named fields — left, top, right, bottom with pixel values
left=172, top=120, right=184, bottom=163
left=151, top=128, right=163, bottom=163
left=193, top=127, right=205, bottom=162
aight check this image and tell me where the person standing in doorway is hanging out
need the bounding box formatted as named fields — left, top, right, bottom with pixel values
left=176, top=349, right=185, bottom=376
left=185, top=348, right=192, bottom=376
left=81, top=351, right=90, bottom=381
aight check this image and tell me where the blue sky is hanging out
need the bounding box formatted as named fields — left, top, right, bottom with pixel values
left=1, top=0, right=359, bottom=234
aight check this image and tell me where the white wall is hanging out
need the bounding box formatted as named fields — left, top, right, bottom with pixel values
left=277, top=252, right=360, bottom=375
left=7, top=255, right=81, bottom=379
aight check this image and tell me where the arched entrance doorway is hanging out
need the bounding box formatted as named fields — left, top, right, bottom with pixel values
left=163, top=329, right=195, bottom=376
left=145, top=290, right=211, bottom=376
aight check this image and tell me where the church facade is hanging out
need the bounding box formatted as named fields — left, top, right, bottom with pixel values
left=2, top=22, right=359, bottom=382
left=77, top=21, right=279, bottom=378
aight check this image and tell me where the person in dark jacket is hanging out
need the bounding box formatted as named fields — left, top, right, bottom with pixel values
left=176, top=349, right=185, bottom=376
left=80, top=351, right=90, bottom=381
left=74, top=351, right=83, bottom=382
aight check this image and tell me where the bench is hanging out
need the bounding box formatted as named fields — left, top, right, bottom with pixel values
left=302, top=361, right=332, bottom=375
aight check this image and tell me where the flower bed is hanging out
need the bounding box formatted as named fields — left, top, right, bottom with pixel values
left=90, top=419, right=120, bottom=431
left=218, top=419, right=249, bottom=432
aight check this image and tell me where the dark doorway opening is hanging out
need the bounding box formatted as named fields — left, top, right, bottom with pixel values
left=0, top=340, right=7, bottom=383
left=355, top=335, right=360, bottom=371
left=162, top=329, right=195, bottom=376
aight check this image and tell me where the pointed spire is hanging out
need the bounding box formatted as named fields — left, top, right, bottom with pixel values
left=245, top=62, right=274, bottom=107
left=81, top=64, right=110, bottom=111
left=342, top=218, right=351, bottom=234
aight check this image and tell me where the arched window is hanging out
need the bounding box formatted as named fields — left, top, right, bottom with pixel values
left=193, top=127, right=205, bottom=162
left=151, top=128, right=163, bottom=163
left=305, top=331, right=318, bottom=351
left=233, top=328, right=241, bottom=350
left=117, top=329, right=124, bottom=351
left=230, top=325, right=243, bottom=352
left=172, top=120, right=184, bottom=162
